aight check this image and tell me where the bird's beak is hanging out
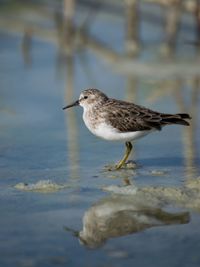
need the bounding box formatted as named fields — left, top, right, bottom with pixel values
left=62, top=100, right=79, bottom=110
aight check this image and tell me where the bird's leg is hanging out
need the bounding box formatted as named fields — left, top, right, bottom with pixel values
left=115, top=142, right=133, bottom=170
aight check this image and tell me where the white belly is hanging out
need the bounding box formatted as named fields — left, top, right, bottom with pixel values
left=83, top=118, right=151, bottom=142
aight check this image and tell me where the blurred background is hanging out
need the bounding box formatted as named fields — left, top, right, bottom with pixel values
left=0, top=0, right=200, bottom=267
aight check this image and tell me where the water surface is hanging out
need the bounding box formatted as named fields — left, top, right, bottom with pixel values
left=0, top=7, right=200, bottom=267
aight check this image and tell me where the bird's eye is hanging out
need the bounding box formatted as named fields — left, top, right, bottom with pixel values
left=84, top=96, right=88, bottom=99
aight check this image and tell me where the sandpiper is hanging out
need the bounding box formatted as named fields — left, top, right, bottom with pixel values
left=63, top=89, right=191, bottom=170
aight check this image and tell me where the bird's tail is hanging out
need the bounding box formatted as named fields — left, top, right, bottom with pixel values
left=161, top=113, right=191, bottom=126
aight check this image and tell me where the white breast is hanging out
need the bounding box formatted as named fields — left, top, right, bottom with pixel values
left=83, top=109, right=151, bottom=142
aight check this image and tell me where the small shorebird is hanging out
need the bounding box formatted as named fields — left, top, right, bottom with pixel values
left=63, top=89, right=191, bottom=170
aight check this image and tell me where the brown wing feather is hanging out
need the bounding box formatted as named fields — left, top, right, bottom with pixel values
left=102, top=99, right=191, bottom=132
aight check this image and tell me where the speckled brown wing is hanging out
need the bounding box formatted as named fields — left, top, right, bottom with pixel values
left=102, top=99, right=190, bottom=133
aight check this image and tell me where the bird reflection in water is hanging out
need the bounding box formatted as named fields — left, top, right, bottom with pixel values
left=65, top=195, right=190, bottom=249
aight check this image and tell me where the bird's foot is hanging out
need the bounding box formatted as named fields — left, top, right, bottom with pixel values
left=124, top=160, right=139, bottom=169
left=105, top=160, right=138, bottom=171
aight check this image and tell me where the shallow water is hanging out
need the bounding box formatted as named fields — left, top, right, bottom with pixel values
left=0, top=5, right=200, bottom=267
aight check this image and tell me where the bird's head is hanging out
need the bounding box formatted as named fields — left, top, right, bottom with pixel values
left=63, top=88, right=108, bottom=110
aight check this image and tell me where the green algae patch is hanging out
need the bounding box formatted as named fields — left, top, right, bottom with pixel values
left=14, top=180, right=69, bottom=193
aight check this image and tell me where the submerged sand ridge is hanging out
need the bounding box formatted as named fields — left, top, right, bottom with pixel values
left=103, top=177, right=200, bottom=212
